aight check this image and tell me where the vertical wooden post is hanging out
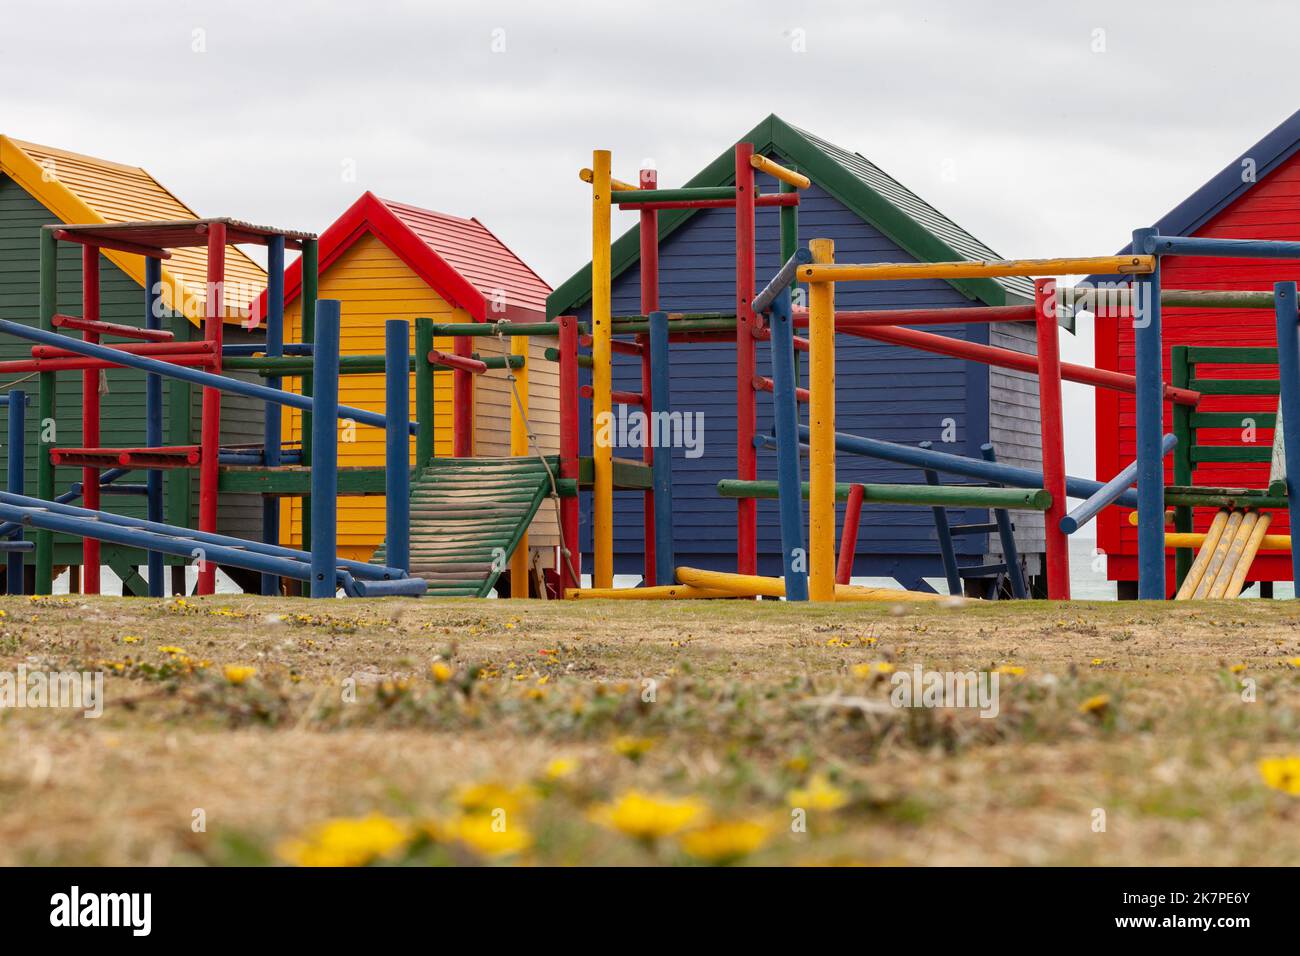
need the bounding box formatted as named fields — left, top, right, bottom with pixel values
left=769, top=287, right=807, bottom=600
left=1132, top=228, right=1165, bottom=599
left=591, top=149, right=614, bottom=589
left=7, top=390, right=25, bottom=594
left=166, top=310, right=193, bottom=595
left=299, top=238, right=318, bottom=557
left=309, top=300, right=340, bottom=597
left=81, top=244, right=101, bottom=594
left=808, top=238, right=836, bottom=601
left=835, top=483, right=864, bottom=586
left=453, top=327, right=474, bottom=457
left=196, top=222, right=225, bottom=595
left=144, top=256, right=165, bottom=596
left=36, top=229, right=56, bottom=595
left=647, top=311, right=674, bottom=585
left=261, top=235, right=286, bottom=596
left=1170, top=345, right=1194, bottom=589
left=509, top=333, right=530, bottom=596
left=638, top=167, right=659, bottom=585
left=558, top=315, right=581, bottom=593
left=385, top=319, right=411, bottom=575
left=1034, top=278, right=1070, bottom=599
left=414, top=317, right=435, bottom=469
left=734, top=143, right=757, bottom=576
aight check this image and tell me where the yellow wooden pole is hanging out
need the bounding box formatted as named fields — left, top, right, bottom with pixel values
left=1224, top=511, right=1272, bottom=598
left=748, top=154, right=810, bottom=190
left=1175, top=509, right=1229, bottom=600
left=1208, top=511, right=1260, bottom=599
left=674, top=567, right=950, bottom=602
left=798, top=255, right=1155, bottom=285
left=1192, top=509, right=1243, bottom=599
left=579, top=167, right=640, bottom=192
left=510, top=335, right=530, bottom=597
left=1163, top=530, right=1290, bottom=551
left=592, top=150, right=614, bottom=589
left=808, top=238, right=837, bottom=601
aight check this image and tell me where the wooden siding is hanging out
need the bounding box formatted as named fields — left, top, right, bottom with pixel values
left=988, top=320, right=1044, bottom=573
left=281, top=232, right=558, bottom=561
left=1096, top=150, right=1300, bottom=583
left=575, top=167, right=1037, bottom=579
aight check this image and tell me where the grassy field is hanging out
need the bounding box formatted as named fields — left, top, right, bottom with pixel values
left=2, top=593, right=1299, bottom=866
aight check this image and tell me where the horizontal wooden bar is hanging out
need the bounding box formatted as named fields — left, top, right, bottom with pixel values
left=1190, top=412, right=1276, bottom=428
left=750, top=154, right=810, bottom=189
left=1189, top=378, right=1279, bottom=395
left=1187, top=346, right=1279, bottom=364
left=800, top=255, right=1156, bottom=283
left=52, top=313, right=175, bottom=342
left=1190, top=446, right=1273, bottom=463
left=579, top=167, right=641, bottom=192
left=617, top=193, right=799, bottom=211
left=717, top=478, right=1051, bottom=510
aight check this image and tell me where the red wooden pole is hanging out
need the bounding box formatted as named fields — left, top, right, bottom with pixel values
left=639, top=167, right=658, bottom=585
left=453, top=334, right=473, bottom=456
left=197, top=222, right=226, bottom=595
left=1035, top=278, right=1070, bottom=600
left=558, top=316, right=581, bottom=593
left=32, top=340, right=215, bottom=360
left=0, top=354, right=216, bottom=375
left=835, top=483, right=866, bottom=585
left=837, top=321, right=1199, bottom=406
left=735, top=143, right=757, bottom=575
left=81, top=245, right=101, bottom=594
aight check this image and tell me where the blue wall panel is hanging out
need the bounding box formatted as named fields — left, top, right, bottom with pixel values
left=575, top=165, right=993, bottom=579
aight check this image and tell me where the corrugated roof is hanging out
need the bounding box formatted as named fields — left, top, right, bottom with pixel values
left=789, top=124, right=1035, bottom=301
left=257, top=191, right=551, bottom=323
left=382, top=199, right=551, bottom=316
left=0, top=136, right=266, bottom=322
left=549, top=114, right=1039, bottom=319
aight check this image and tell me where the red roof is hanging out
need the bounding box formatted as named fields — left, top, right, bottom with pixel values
left=251, top=191, right=551, bottom=323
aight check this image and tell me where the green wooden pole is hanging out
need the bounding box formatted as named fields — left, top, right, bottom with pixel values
left=35, top=229, right=56, bottom=594
left=299, top=239, right=318, bottom=555
left=1171, top=346, right=1193, bottom=588
left=716, top=478, right=1051, bottom=510
left=779, top=176, right=801, bottom=388
left=415, top=317, right=434, bottom=470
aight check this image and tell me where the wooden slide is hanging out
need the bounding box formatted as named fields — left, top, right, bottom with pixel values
left=374, top=456, right=553, bottom=597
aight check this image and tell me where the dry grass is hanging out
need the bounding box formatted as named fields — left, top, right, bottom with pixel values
left=1, top=594, right=1298, bottom=865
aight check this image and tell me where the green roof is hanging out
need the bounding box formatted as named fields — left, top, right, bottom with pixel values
left=548, top=114, right=1038, bottom=319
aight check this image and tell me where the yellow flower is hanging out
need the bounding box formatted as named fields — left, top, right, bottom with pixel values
left=122, top=635, right=141, bottom=645
left=787, top=774, right=848, bottom=812
left=1229, top=663, right=1247, bottom=674
left=783, top=755, right=809, bottom=774
left=448, top=814, right=532, bottom=858
left=994, top=664, right=1025, bottom=676
left=278, top=814, right=409, bottom=867
left=680, top=819, right=771, bottom=865
left=873, top=662, right=895, bottom=674
left=158, top=646, right=185, bottom=656
left=1258, top=756, right=1300, bottom=796
left=223, top=665, right=257, bottom=686
left=1078, top=693, right=1110, bottom=716
left=454, top=781, right=534, bottom=816
left=1288, top=658, right=1300, bottom=669
left=613, top=736, right=656, bottom=760
left=430, top=661, right=453, bottom=684
left=851, top=663, right=873, bottom=678
left=543, top=757, right=578, bottom=781
left=590, top=791, right=704, bottom=841
left=1090, top=658, right=1105, bottom=667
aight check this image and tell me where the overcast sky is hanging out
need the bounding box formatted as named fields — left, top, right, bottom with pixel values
left=4, top=0, right=1297, bottom=484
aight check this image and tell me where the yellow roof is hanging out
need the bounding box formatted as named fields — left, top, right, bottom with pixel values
left=0, top=135, right=266, bottom=324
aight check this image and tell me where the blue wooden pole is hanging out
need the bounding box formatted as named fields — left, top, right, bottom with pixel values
left=384, top=319, right=410, bottom=574
left=261, top=236, right=286, bottom=595
left=1145, top=235, right=1300, bottom=260
left=791, top=425, right=1134, bottom=506
left=6, top=389, right=24, bottom=594
left=0, top=318, right=414, bottom=434
left=768, top=288, right=808, bottom=600
left=1272, top=281, right=1300, bottom=590
left=918, top=442, right=961, bottom=596
left=647, top=311, right=675, bottom=585
left=1061, top=434, right=1177, bottom=534
left=980, top=444, right=1028, bottom=600
left=143, top=257, right=165, bottom=596
left=310, top=300, right=341, bottom=598
left=1132, top=227, right=1165, bottom=599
